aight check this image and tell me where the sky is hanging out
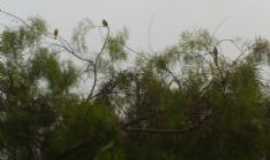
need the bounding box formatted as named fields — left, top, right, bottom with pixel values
left=1, top=0, right=270, bottom=53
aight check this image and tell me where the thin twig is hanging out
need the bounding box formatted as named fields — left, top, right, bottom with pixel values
left=212, top=17, right=231, bottom=38
left=147, top=14, right=156, bottom=55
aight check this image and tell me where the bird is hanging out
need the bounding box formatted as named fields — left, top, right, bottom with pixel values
left=102, top=19, right=108, bottom=27
left=53, top=29, right=59, bottom=39
left=213, top=46, right=218, bottom=66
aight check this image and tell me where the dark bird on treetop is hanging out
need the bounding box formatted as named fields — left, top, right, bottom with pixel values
left=54, top=29, right=58, bottom=39
left=213, top=47, right=218, bottom=66
left=102, top=19, right=108, bottom=27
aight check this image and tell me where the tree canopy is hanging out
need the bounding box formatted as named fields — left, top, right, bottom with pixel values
left=0, top=11, right=270, bottom=160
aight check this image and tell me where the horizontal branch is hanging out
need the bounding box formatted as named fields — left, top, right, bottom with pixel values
left=124, top=128, right=191, bottom=134
left=123, top=110, right=212, bottom=134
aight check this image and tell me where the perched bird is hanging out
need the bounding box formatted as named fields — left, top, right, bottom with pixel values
left=213, top=46, right=218, bottom=66
left=102, top=19, right=108, bottom=27
left=54, top=29, right=59, bottom=39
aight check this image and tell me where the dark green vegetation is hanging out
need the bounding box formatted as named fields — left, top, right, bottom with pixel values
left=1, top=13, right=270, bottom=160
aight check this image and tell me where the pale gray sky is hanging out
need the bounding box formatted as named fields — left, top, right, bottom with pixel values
left=1, top=0, right=270, bottom=52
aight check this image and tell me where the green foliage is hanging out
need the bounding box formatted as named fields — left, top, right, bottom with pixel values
left=30, top=48, right=78, bottom=94
left=0, top=17, right=46, bottom=57
left=71, top=18, right=94, bottom=53
left=248, top=37, right=270, bottom=64
left=107, top=29, right=128, bottom=62
left=47, top=103, right=117, bottom=159
left=1, top=15, right=270, bottom=160
left=177, top=29, right=215, bottom=64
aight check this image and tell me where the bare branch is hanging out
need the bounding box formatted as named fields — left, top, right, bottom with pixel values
left=0, top=9, right=30, bottom=27
left=93, top=141, right=114, bottom=160
left=124, top=110, right=212, bottom=134
left=216, top=38, right=247, bottom=64
left=164, top=67, right=182, bottom=89
left=86, top=26, right=110, bottom=101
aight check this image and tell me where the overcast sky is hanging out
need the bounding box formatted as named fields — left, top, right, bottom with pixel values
left=1, top=0, right=270, bottom=52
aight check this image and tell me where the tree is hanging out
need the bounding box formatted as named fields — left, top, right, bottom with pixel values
left=0, top=10, right=270, bottom=160
left=0, top=14, right=121, bottom=160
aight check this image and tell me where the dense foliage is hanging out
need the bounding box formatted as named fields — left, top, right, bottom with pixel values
left=0, top=13, right=270, bottom=160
